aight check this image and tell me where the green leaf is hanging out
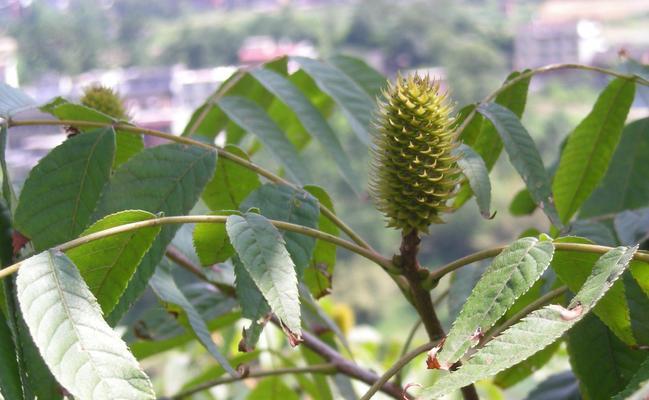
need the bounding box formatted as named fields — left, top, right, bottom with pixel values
left=614, top=356, right=649, bottom=400
left=477, top=102, right=562, bottom=228
left=16, top=250, right=155, bottom=399
left=436, top=237, right=555, bottom=367
left=525, top=371, right=581, bottom=400
left=553, top=78, right=636, bottom=223
left=509, top=188, right=536, bottom=216
left=581, top=118, right=649, bottom=218
left=0, top=311, right=23, bottom=400
left=447, top=262, right=488, bottom=324
left=303, top=185, right=338, bottom=298
left=250, top=67, right=361, bottom=189
left=570, top=220, right=617, bottom=246
left=1, top=124, right=17, bottom=209
left=149, top=262, right=236, bottom=376
left=241, top=183, right=319, bottom=278
left=226, top=213, right=301, bottom=337
left=65, top=210, right=160, bottom=314
left=14, top=127, right=115, bottom=250
left=494, top=341, right=560, bottom=389
left=568, top=313, right=648, bottom=400
left=419, top=245, right=638, bottom=398
left=0, top=82, right=35, bottom=117
left=193, top=213, right=236, bottom=266
left=0, top=200, right=12, bottom=268
left=327, top=54, right=386, bottom=97
left=292, top=56, right=374, bottom=144
left=455, top=71, right=532, bottom=208
left=624, top=272, right=649, bottom=345
left=94, top=143, right=216, bottom=324
left=202, top=144, right=261, bottom=211
left=218, top=96, right=310, bottom=184
left=179, top=351, right=260, bottom=390
left=246, top=377, right=299, bottom=400
left=615, top=208, right=649, bottom=245
left=41, top=97, right=143, bottom=167
left=454, top=144, right=492, bottom=218
left=233, top=256, right=270, bottom=351
left=552, top=237, right=635, bottom=344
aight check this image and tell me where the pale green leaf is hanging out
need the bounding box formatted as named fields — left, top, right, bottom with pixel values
left=328, top=54, right=386, bottom=97
left=614, top=356, right=649, bottom=400
left=246, top=377, right=299, bottom=400
left=478, top=102, right=561, bottom=227
left=418, top=245, right=637, bottom=399
left=193, top=213, right=236, bottom=266
left=250, top=67, right=361, bottom=188
left=494, top=341, right=560, bottom=389
left=40, top=97, right=143, bottom=167
left=553, top=78, right=636, bottom=223
left=14, top=127, right=115, bottom=250
left=202, top=144, right=260, bottom=211
left=509, top=188, right=536, bottom=216
left=149, top=263, right=236, bottom=376
left=16, top=250, right=155, bottom=399
left=568, top=313, right=647, bottom=400
left=436, top=237, right=554, bottom=366
left=218, top=96, right=310, bottom=183
left=241, top=183, right=319, bottom=278
left=226, top=213, right=301, bottom=336
left=454, top=144, right=492, bottom=218
left=94, top=143, right=216, bottom=324
left=66, top=210, right=160, bottom=314
left=292, top=56, right=374, bottom=144
left=0, top=83, right=35, bottom=117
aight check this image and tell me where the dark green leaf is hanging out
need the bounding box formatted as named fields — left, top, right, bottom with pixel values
left=66, top=210, right=160, bottom=314
left=613, top=356, right=649, bottom=400
left=525, top=371, right=581, bottom=400
left=149, top=262, right=236, bottom=376
left=614, top=207, right=649, bottom=245
left=14, top=127, right=115, bottom=250
left=478, top=102, right=561, bottom=227
left=624, top=273, right=649, bottom=345
left=40, top=97, right=143, bottom=167
left=16, top=250, right=155, bottom=399
left=94, top=143, right=216, bottom=324
left=454, top=144, right=492, bottom=218
left=251, top=67, right=361, bottom=189
left=569, top=220, right=617, bottom=246
left=241, top=183, right=319, bottom=278
left=292, top=56, right=374, bottom=144
left=0, top=83, right=35, bottom=117
left=226, top=213, right=301, bottom=337
left=327, top=54, right=386, bottom=97
left=0, top=310, right=23, bottom=400
left=553, top=79, right=636, bottom=223
left=202, top=144, right=261, bottom=211
left=509, top=188, right=537, bottom=216
left=218, top=96, right=310, bottom=184
left=436, top=237, right=555, bottom=367
left=1, top=124, right=16, bottom=208
left=568, top=313, right=648, bottom=400
left=419, top=246, right=637, bottom=398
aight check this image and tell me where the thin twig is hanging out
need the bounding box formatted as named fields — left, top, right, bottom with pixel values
left=0, top=215, right=394, bottom=280
left=163, top=363, right=337, bottom=400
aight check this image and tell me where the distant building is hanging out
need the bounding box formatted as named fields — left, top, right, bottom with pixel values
left=238, top=36, right=316, bottom=65
left=0, top=37, right=19, bottom=87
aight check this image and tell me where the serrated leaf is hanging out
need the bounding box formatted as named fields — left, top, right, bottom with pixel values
left=193, top=213, right=236, bottom=266
left=303, top=185, right=338, bottom=298
left=40, top=97, right=143, bottom=167
left=246, top=377, right=299, bottom=400
left=525, top=371, right=581, bottom=400
left=436, top=237, right=555, bottom=366
left=614, top=356, right=649, bottom=400
left=233, top=256, right=270, bottom=320
left=0, top=310, right=23, bottom=400
left=553, top=78, right=636, bottom=223
left=94, top=143, right=216, bottom=324
left=0, top=83, right=35, bottom=117
left=292, top=56, right=374, bottom=144
left=226, top=213, right=301, bottom=337
left=494, top=341, right=560, bottom=389
left=552, top=237, right=635, bottom=344
left=580, top=118, right=649, bottom=218
left=251, top=68, right=361, bottom=189
left=202, top=144, right=260, bottom=211
left=14, top=127, right=115, bottom=250
left=447, top=261, right=488, bottom=326
left=568, top=313, right=648, bottom=400
left=65, top=210, right=160, bottom=314
left=217, top=96, right=310, bottom=184
left=149, top=262, right=236, bottom=376
left=418, top=245, right=637, bottom=399
left=478, top=102, right=561, bottom=228
left=241, top=183, right=319, bottom=278
left=455, top=71, right=531, bottom=208
left=16, top=250, right=155, bottom=399
left=454, top=144, right=492, bottom=218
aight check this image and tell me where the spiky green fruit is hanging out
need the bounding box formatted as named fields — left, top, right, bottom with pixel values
left=80, top=85, right=129, bottom=120
left=369, top=74, right=460, bottom=233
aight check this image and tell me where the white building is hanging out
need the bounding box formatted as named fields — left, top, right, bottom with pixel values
left=0, top=37, right=19, bottom=87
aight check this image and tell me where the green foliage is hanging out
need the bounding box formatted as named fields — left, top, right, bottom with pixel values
left=454, top=144, right=492, bottom=218
left=0, top=311, right=22, bottom=400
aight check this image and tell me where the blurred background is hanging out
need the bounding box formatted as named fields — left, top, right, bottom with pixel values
left=1, top=0, right=648, bottom=397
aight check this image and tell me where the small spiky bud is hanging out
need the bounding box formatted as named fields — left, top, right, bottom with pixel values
left=80, top=85, right=129, bottom=120
left=369, top=73, right=460, bottom=234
